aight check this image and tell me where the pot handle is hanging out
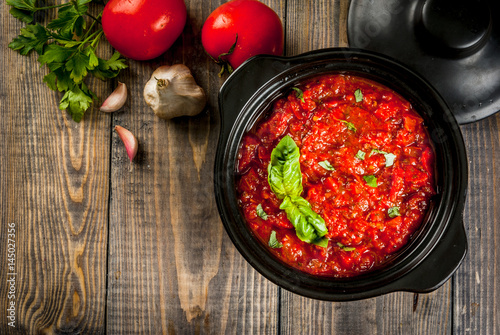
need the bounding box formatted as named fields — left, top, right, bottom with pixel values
left=217, top=55, right=293, bottom=146
left=390, top=220, right=468, bottom=293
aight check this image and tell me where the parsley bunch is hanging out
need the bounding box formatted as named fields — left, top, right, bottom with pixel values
left=7, top=0, right=127, bottom=122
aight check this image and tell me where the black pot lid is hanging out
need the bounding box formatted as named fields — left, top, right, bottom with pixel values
left=347, top=0, right=500, bottom=124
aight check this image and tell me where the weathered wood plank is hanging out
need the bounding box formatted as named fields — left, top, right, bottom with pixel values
left=0, top=5, right=111, bottom=334
left=105, top=1, right=282, bottom=333
left=455, top=114, right=500, bottom=335
left=281, top=1, right=452, bottom=334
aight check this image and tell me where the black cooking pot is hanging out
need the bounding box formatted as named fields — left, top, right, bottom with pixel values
left=214, top=48, right=468, bottom=301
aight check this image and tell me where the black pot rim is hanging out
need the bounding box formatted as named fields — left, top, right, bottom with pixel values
left=214, top=48, right=468, bottom=301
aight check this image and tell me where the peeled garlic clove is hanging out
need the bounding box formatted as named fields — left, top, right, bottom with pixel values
left=115, top=125, right=138, bottom=161
left=101, top=82, right=127, bottom=112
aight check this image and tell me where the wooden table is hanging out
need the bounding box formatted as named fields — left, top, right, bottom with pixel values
left=1, top=0, right=499, bottom=333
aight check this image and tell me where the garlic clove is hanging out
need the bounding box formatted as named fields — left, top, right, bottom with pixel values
left=101, top=82, right=127, bottom=112
left=115, top=125, right=138, bottom=161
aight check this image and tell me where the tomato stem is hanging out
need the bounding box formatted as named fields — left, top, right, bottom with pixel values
left=206, top=34, right=238, bottom=77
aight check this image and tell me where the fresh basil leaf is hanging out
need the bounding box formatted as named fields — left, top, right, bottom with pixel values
left=318, top=160, right=335, bottom=171
left=337, top=242, right=356, bottom=251
left=355, top=150, right=366, bottom=160
left=256, top=204, right=268, bottom=220
left=292, top=87, right=305, bottom=103
left=267, top=136, right=329, bottom=245
left=280, top=196, right=328, bottom=244
left=354, top=88, right=363, bottom=103
left=388, top=206, right=401, bottom=218
left=313, top=237, right=329, bottom=248
left=341, top=120, right=357, bottom=132
left=363, top=175, right=378, bottom=187
left=268, top=135, right=303, bottom=199
left=268, top=231, right=283, bottom=248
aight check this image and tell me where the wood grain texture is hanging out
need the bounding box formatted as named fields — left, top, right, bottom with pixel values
left=105, top=1, right=282, bottom=333
left=1, top=0, right=499, bottom=334
left=455, top=114, right=500, bottom=335
left=0, top=4, right=111, bottom=334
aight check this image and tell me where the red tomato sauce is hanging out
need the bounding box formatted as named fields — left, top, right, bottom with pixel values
left=235, top=74, right=436, bottom=277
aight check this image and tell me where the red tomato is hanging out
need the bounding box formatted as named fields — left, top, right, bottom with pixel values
left=102, top=0, right=187, bottom=61
left=201, top=0, right=284, bottom=71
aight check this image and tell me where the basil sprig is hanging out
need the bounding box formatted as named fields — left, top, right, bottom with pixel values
left=268, top=135, right=303, bottom=199
left=280, top=195, right=329, bottom=244
left=268, top=136, right=328, bottom=246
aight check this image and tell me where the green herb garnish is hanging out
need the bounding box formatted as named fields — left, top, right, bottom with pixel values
left=292, top=87, right=305, bottom=103
left=7, top=0, right=127, bottom=122
left=256, top=204, right=268, bottom=220
left=268, top=136, right=328, bottom=246
left=268, top=231, right=283, bottom=249
left=370, top=149, right=396, bottom=167
left=318, top=160, right=335, bottom=171
left=388, top=206, right=401, bottom=218
left=363, top=175, right=378, bottom=187
left=313, top=237, right=329, bottom=248
left=355, top=150, right=366, bottom=160
left=279, top=195, right=328, bottom=244
left=354, top=88, right=363, bottom=103
left=268, top=135, right=303, bottom=199
left=337, top=242, right=356, bottom=252
left=384, top=153, right=396, bottom=167
left=341, top=120, right=357, bottom=132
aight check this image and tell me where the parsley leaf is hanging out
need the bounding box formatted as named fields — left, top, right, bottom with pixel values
left=105, top=52, right=128, bottom=71
left=268, top=231, right=283, bottom=249
left=47, top=6, right=86, bottom=35
left=8, top=23, right=49, bottom=55
left=65, top=51, right=92, bottom=83
left=59, top=83, right=93, bottom=122
left=7, top=1, right=128, bottom=122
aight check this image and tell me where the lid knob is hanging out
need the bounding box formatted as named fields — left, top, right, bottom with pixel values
left=417, top=0, right=491, bottom=57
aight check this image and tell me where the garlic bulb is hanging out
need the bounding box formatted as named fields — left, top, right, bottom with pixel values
left=143, top=64, right=206, bottom=119
left=101, top=82, right=127, bottom=112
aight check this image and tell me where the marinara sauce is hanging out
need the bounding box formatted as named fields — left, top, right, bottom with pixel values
left=236, top=74, right=436, bottom=277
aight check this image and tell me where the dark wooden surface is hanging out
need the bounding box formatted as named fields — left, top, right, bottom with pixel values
left=0, top=0, right=499, bottom=334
